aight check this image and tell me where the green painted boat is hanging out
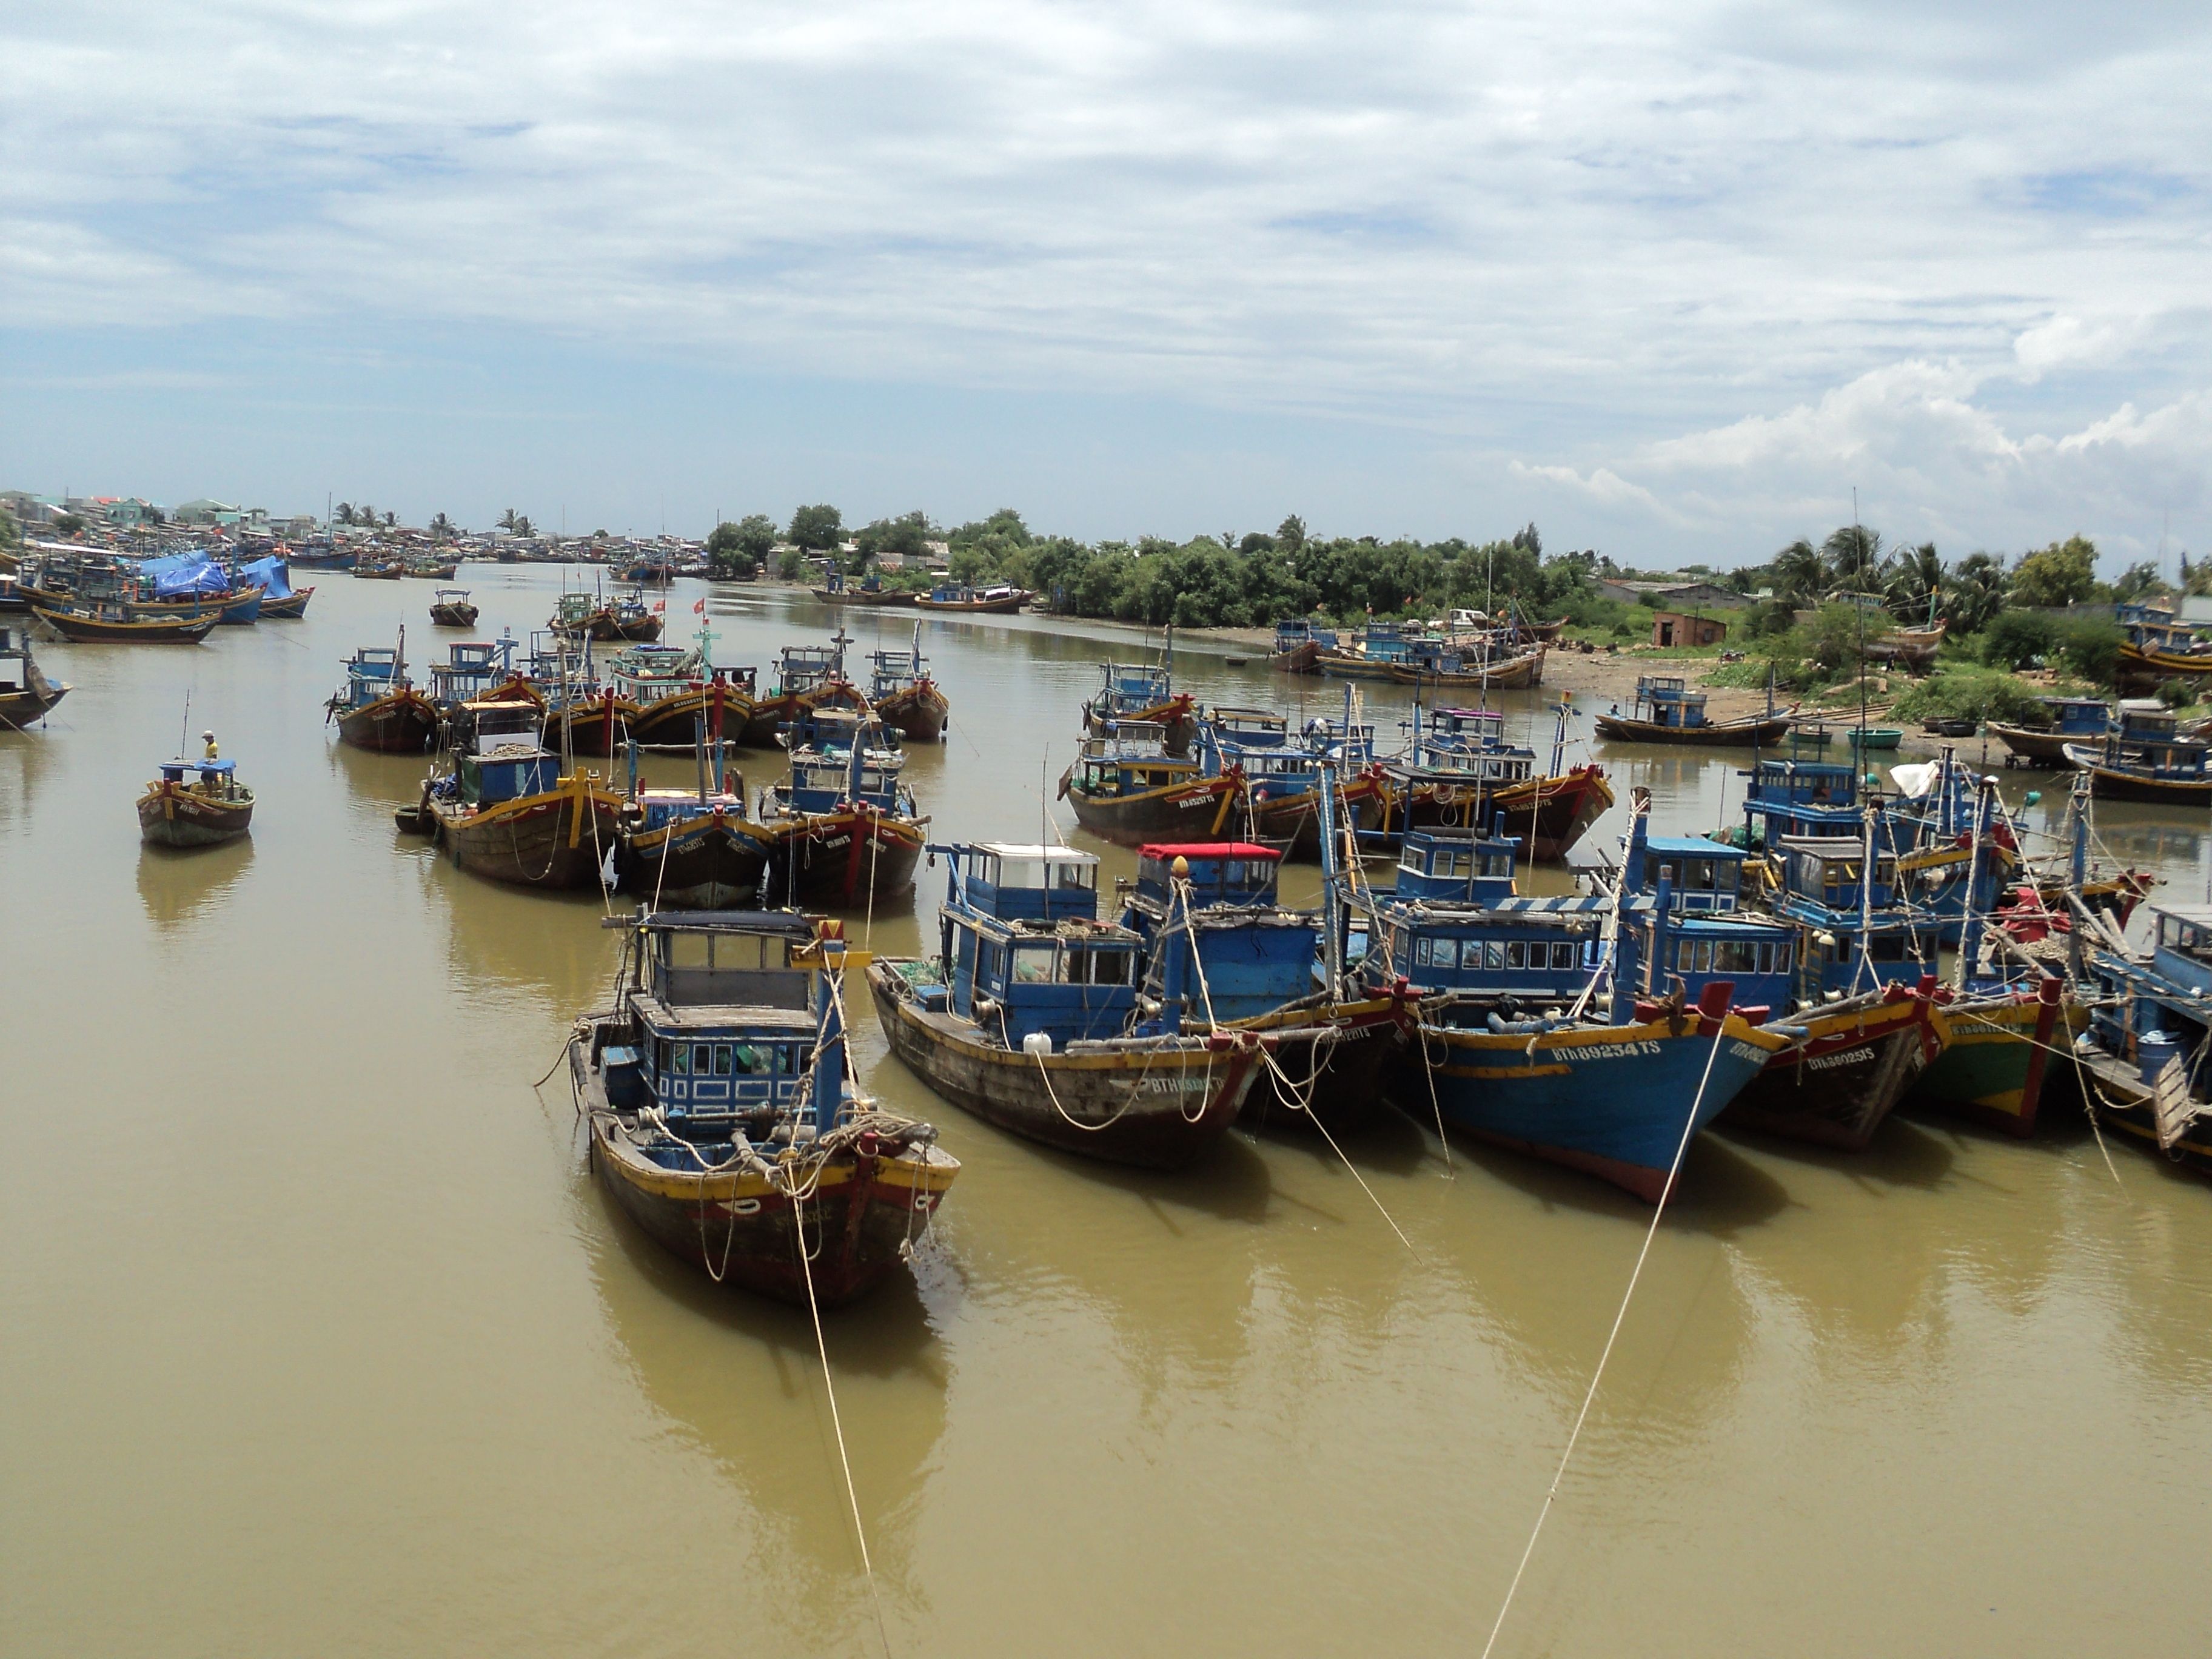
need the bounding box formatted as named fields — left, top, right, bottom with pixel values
left=1909, top=982, right=2082, bottom=1137
left=1846, top=726, right=1903, bottom=750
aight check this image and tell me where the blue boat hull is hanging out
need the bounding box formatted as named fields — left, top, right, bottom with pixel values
left=1408, top=1013, right=1788, bottom=1201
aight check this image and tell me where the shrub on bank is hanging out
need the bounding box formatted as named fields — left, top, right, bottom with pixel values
left=1888, top=667, right=2054, bottom=726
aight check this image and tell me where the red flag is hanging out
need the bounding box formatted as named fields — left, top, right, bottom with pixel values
left=693, top=598, right=706, bottom=614
left=653, top=599, right=666, bottom=613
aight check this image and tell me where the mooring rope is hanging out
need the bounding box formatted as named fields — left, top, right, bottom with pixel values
left=1477, top=1014, right=1732, bottom=1659
left=1256, top=1037, right=1419, bottom=1259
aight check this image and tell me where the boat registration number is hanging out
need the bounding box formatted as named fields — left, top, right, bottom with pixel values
left=1806, top=1046, right=1874, bottom=1071
left=1142, top=1075, right=1210, bottom=1093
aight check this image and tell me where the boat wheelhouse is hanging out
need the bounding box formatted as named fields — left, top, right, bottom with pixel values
left=867, top=842, right=1265, bottom=1167
left=1059, top=720, right=1241, bottom=846
left=757, top=714, right=926, bottom=907
left=1082, top=658, right=1196, bottom=754
left=326, top=643, right=440, bottom=753
left=420, top=701, right=621, bottom=890
left=2077, top=901, right=2212, bottom=1175
left=572, top=911, right=959, bottom=1304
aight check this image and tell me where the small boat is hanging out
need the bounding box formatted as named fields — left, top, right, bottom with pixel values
left=2064, top=701, right=2212, bottom=803
left=914, top=582, right=1028, bottom=613
left=1376, top=705, right=1614, bottom=862
left=574, top=911, right=959, bottom=1304
left=32, top=604, right=217, bottom=645
left=618, top=643, right=762, bottom=753
left=1196, top=709, right=1387, bottom=857
left=138, top=746, right=255, bottom=848
left=1990, top=696, right=2109, bottom=766
left=1222, top=656, right=1248, bottom=667
left=813, top=572, right=920, bottom=607
left=612, top=720, right=769, bottom=908
left=1921, top=716, right=1979, bottom=738
left=1384, top=644, right=1546, bottom=692
left=2113, top=601, right=2212, bottom=692
left=869, top=842, right=1268, bottom=1168
left=326, top=643, right=441, bottom=753
left=868, top=626, right=950, bottom=743
left=742, top=640, right=869, bottom=748
left=428, top=589, right=479, bottom=628
left=602, top=590, right=665, bottom=642
left=403, top=558, right=461, bottom=580
left=1843, top=726, right=1903, bottom=750
left=1265, top=618, right=1335, bottom=674
left=236, top=556, right=313, bottom=620
left=1059, top=721, right=1243, bottom=846
left=422, top=702, right=623, bottom=889
left=757, top=713, right=928, bottom=907
left=1865, top=619, right=1946, bottom=670
left=0, top=622, right=70, bottom=728
left=2075, top=895, right=2212, bottom=1176
left=352, top=559, right=404, bottom=580
left=1594, top=677, right=1795, bottom=745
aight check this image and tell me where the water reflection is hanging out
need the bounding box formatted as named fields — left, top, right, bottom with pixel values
left=136, top=836, right=256, bottom=931
left=580, top=1175, right=950, bottom=1637
left=431, top=863, right=618, bottom=1014
left=0, top=727, right=56, bottom=833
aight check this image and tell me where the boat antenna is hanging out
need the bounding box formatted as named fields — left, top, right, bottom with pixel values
left=1853, top=487, right=1868, bottom=745
left=179, top=689, right=190, bottom=763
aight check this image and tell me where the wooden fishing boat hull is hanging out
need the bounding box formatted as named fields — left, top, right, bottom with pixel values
left=760, top=808, right=926, bottom=907
left=0, top=682, right=69, bottom=730
left=1313, top=651, right=1404, bottom=683
left=353, top=565, right=403, bottom=580
left=581, top=1096, right=958, bottom=1306
left=874, top=682, right=950, bottom=743
left=2071, top=1047, right=2212, bottom=1177
left=256, top=589, right=312, bottom=619
left=628, top=688, right=759, bottom=749
left=2117, top=642, right=2212, bottom=690
left=1061, top=769, right=1243, bottom=847
left=1386, top=648, right=1546, bottom=691
left=1267, top=642, right=1322, bottom=675
left=330, top=688, right=441, bottom=754
left=868, top=962, right=1264, bottom=1167
left=603, top=615, right=664, bottom=642
left=740, top=683, right=869, bottom=748
left=915, top=592, right=1027, bottom=613
left=1407, top=1009, right=1789, bottom=1202
left=137, top=783, right=254, bottom=848
left=431, top=776, right=623, bottom=889
left=1233, top=994, right=1410, bottom=1135
left=549, top=698, right=638, bottom=757
left=1909, top=983, right=2077, bottom=1138
left=813, top=586, right=919, bottom=608
left=428, top=603, right=479, bottom=628
left=1718, top=991, right=1941, bottom=1151
left=613, top=813, right=772, bottom=907
left=2063, top=743, right=2212, bottom=803
left=1379, top=765, right=1614, bottom=862
left=32, top=606, right=216, bottom=645
left=1243, top=772, right=1385, bottom=857
left=406, top=564, right=461, bottom=580
left=1594, top=711, right=1796, bottom=746
left=1988, top=722, right=2080, bottom=765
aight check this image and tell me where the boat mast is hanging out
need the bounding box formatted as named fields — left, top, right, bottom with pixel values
left=1955, top=774, right=1994, bottom=992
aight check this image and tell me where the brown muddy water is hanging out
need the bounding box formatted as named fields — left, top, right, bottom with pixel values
left=4, top=571, right=2211, bottom=1657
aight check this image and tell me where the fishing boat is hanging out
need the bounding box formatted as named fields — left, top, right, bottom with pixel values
left=1116, top=837, right=1410, bottom=1133
left=1594, top=676, right=1795, bottom=745
left=914, top=582, right=1028, bottom=613
left=613, top=760, right=770, bottom=908
left=757, top=713, right=928, bottom=907
left=1989, top=696, right=2109, bottom=766
left=2074, top=897, right=2212, bottom=1177
left=352, top=558, right=404, bottom=580
left=1266, top=618, right=1335, bottom=674
left=1195, top=708, right=1387, bottom=857
left=618, top=642, right=762, bottom=753
left=235, top=555, right=312, bottom=618
left=1920, top=716, right=1979, bottom=739
left=742, top=640, right=868, bottom=748
left=1058, top=720, right=1244, bottom=846
left=32, top=604, right=217, bottom=645
left=574, top=911, right=959, bottom=1304
left=0, top=622, right=70, bottom=729
left=428, top=589, right=479, bottom=628
left=421, top=702, right=623, bottom=890
left=326, top=643, right=441, bottom=752
left=868, top=627, right=950, bottom=743
left=1375, top=704, right=1612, bottom=862
left=2113, top=601, right=2212, bottom=692
left=1840, top=725, right=1903, bottom=751
left=1385, top=642, right=1546, bottom=692
left=2063, top=700, right=2212, bottom=803
left=1082, top=655, right=1196, bottom=755
left=548, top=590, right=607, bottom=637
left=1865, top=619, right=1946, bottom=671
left=868, top=842, right=1268, bottom=1167
left=138, top=746, right=255, bottom=848
left=1350, top=806, right=1791, bottom=1202
left=403, top=557, right=461, bottom=580
left=602, top=589, right=665, bottom=642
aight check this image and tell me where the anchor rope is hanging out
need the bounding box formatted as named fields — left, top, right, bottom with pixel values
left=1477, top=1013, right=1734, bottom=1659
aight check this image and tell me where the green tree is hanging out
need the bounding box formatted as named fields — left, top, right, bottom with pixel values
left=514, top=514, right=533, bottom=537
left=2110, top=560, right=2166, bottom=603
left=705, top=519, right=768, bottom=579
left=1883, top=541, right=1945, bottom=616
left=788, top=504, right=843, bottom=552
left=1943, top=551, right=2008, bottom=634
left=2054, top=616, right=2124, bottom=685
left=53, top=511, right=85, bottom=536
left=1772, top=538, right=1826, bottom=601
left=2011, top=535, right=2099, bottom=608
left=1275, top=514, right=1307, bottom=554
left=1980, top=610, right=2059, bottom=669
left=854, top=510, right=931, bottom=566
left=0, top=508, right=19, bottom=551
left=430, top=512, right=454, bottom=541
left=1822, top=525, right=1882, bottom=592
left=335, top=502, right=356, bottom=526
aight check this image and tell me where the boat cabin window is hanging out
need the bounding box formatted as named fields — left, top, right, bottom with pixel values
left=1673, top=937, right=1788, bottom=974
left=1645, top=854, right=1737, bottom=894
left=979, top=853, right=1096, bottom=891
left=2157, top=914, right=2212, bottom=966
left=1063, top=943, right=1133, bottom=985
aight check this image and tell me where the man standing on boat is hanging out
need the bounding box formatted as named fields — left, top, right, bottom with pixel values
left=203, top=729, right=219, bottom=760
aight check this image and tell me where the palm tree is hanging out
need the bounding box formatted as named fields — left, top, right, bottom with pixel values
left=430, top=512, right=454, bottom=542
left=1942, top=551, right=2008, bottom=635
left=1822, top=525, right=1882, bottom=592
left=1772, top=538, right=1826, bottom=601
left=498, top=508, right=518, bottom=532
left=383, top=510, right=396, bottom=528
left=357, top=503, right=378, bottom=531
left=333, top=502, right=355, bottom=526
left=515, top=514, right=534, bottom=537
left=1883, top=541, right=1944, bottom=618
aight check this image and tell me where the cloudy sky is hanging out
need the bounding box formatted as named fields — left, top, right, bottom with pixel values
left=4, top=0, right=2208, bottom=568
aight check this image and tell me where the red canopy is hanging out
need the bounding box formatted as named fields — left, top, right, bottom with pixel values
left=1138, top=843, right=1281, bottom=863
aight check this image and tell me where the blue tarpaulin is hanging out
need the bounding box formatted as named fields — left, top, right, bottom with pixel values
left=139, top=555, right=230, bottom=597
left=236, top=556, right=294, bottom=598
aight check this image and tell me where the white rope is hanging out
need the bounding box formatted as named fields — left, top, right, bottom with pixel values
left=1477, top=1014, right=1733, bottom=1659
left=1257, top=1038, right=1419, bottom=1258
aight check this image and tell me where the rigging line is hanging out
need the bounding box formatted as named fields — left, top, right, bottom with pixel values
left=1260, top=1042, right=1421, bottom=1260
left=1477, top=1014, right=1733, bottom=1659
left=788, top=1178, right=896, bottom=1659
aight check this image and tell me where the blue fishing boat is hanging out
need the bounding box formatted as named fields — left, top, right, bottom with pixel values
left=572, top=911, right=959, bottom=1304
left=1345, top=792, right=1790, bottom=1201
left=2064, top=699, right=2212, bottom=804
left=326, top=640, right=440, bottom=753
left=613, top=719, right=768, bottom=908
left=1377, top=703, right=1613, bottom=862
left=417, top=701, right=623, bottom=889
left=867, top=842, right=1269, bottom=1167
left=2076, top=897, right=2212, bottom=1175
left=2114, top=599, right=2212, bottom=692
left=1058, top=720, right=1244, bottom=846
left=1267, top=618, right=1336, bottom=673
left=1114, top=839, right=1410, bottom=1133
left=1989, top=695, right=2109, bottom=766
left=1194, top=705, right=1386, bottom=856
left=1082, top=651, right=1196, bottom=754
left=868, top=625, right=949, bottom=742
left=757, top=711, right=926, bottom=907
